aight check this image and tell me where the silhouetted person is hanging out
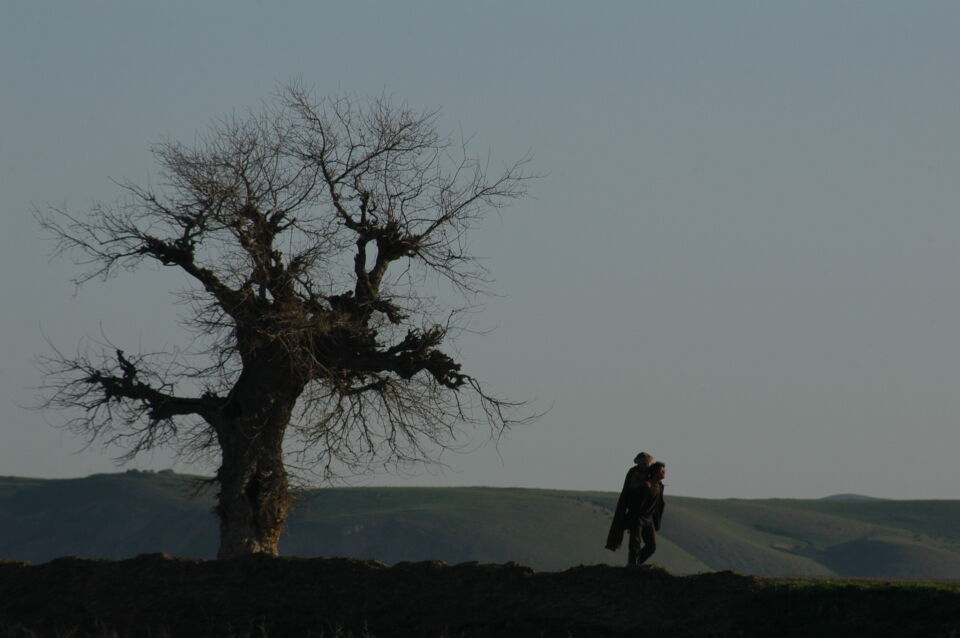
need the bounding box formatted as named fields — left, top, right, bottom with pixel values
left=605, top=452, right=653, bottom=554
left=606, top=456, right=666, bottom=568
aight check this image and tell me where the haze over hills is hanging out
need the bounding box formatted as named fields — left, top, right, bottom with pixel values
left=2, top=471, right=959, bottom=579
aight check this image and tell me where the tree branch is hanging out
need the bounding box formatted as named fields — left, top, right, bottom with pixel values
left=39, top=345, right=224, bottom=461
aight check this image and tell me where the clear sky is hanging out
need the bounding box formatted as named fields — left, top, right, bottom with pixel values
left=3, top=2, right=960, bottom=499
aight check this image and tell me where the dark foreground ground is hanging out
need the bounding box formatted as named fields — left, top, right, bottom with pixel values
left=1, top=554, right=959, bottom=637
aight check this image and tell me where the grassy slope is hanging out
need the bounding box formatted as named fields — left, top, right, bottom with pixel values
left=1, top=472, right=959, bottom=578
left=0, top=472, right=217, bottom=561
left=283, top=486, right=710, bottom=573
left=666, top=496, right=960, bottom=578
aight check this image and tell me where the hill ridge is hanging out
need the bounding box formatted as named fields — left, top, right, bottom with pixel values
left=2, top=472, right=960, bottom=578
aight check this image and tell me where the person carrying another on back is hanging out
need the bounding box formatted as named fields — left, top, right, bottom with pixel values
left=605, top=453, right=666, bottom=568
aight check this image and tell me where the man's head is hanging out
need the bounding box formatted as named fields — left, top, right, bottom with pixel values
left=634, top=452, right=654, bottom=468
left=650, top=462, right=666, bottom=481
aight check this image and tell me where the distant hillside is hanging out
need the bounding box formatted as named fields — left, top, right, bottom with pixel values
left=2, top=471, right=960, bottom=579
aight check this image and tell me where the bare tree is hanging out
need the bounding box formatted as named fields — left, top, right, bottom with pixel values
left=38, top=85, right=534, bottom=558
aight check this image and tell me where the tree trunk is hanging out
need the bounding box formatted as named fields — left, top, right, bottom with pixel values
left=215, top=380, right=298, bottom=558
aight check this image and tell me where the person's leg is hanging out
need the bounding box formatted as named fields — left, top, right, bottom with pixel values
left=635, top=522, right=657, bottom=565
left=627, top=525, right=641, bottom=567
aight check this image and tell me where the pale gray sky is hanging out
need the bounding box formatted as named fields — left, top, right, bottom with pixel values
left=3, top=2, right=960, bottom=498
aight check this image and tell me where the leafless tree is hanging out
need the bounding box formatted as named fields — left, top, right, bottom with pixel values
left=38, top=84, right=534, bottom=558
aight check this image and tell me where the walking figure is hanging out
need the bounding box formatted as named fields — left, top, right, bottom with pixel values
left=605, top=453, right=666, bottom=568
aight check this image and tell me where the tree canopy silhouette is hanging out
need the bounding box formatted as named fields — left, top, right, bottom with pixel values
left=39, top=85, right=533, bottom=558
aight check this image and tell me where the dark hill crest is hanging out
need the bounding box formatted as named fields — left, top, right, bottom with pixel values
left=1, top=554, right=958, bottom=637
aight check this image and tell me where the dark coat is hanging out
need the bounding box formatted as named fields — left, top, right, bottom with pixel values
left=605, top=466, right=665, bottom=551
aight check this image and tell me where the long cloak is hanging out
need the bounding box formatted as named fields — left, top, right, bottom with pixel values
left=605, top=467, right=665, bottom=551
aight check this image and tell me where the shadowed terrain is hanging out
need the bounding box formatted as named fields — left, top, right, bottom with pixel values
left=1, top=554, right=959, bottom=637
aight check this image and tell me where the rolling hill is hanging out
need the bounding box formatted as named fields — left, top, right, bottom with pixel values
left=2, top=471, right=959, bottom=578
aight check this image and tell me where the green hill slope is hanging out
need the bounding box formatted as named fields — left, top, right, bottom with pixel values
left=1, top=472, right=959, bottom=578
left=282, top=486, right=710, bottom=573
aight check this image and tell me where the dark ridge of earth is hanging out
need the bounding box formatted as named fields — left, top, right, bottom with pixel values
left=1, top=554, right=959, bottom=637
